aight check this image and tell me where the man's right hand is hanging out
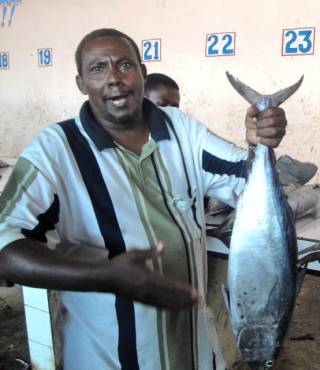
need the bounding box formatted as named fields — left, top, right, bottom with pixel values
left=0, top=239, right=199, bottom=311
left=104, top=242, right=200, bottom=310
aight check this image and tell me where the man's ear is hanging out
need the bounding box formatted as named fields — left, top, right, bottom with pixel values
left=141, top=64, right=147, bottom=80
left=76, top=75, right=88, bottom=95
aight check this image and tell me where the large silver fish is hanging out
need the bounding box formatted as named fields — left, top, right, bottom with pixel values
left=226, top=72, right=303, bottom=370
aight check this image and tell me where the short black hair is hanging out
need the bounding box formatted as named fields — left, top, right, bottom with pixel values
left=75, top=28, right=142, bottom=76
left=145, top=73, right=179, bottom=96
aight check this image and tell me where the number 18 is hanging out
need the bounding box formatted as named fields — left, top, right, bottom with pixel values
left=0, top=52, right=9, bottom=69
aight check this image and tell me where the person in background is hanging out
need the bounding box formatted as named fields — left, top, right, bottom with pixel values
left=0, top=28, right=287, bottom=370
left=145, top=72, right=181, bottom=108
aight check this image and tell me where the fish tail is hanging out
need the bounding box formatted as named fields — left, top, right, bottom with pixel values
left=226, top=72, right=304, bottom=110
left=270, top=76, right=304, bottom=106
left=226, top=71, right=263, bottom=107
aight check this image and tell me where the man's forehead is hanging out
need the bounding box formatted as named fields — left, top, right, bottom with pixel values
left=83, top=35, right=135, bottom=54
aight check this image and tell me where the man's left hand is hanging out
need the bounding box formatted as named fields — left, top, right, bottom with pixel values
left=245, top=106, right=287, bottom=148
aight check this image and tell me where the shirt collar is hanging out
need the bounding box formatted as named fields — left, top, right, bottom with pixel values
left=79, top=98, right=171, bottom=151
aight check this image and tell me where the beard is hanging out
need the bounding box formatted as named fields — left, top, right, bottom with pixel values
left=91, top=96, right=143, bottom=128
left=104, top=108, right=140, bottom=125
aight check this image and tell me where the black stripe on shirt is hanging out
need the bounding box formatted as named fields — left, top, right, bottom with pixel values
left=59, top=119, right=139, bottom=370
left=202, top=150, right=246, bottom=178
left=22, top=194, right=59, bottom=243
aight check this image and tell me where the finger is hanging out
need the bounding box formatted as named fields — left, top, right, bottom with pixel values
left=256, top=126, right=286, bottom=139
left=258, top=136, right=282, bottom=148
left=137, top=271, right=200, bottom=310
left=247, top=105, right=259, bottom=118
left=257, top=107, right=285, bottom=120
left=156, top=241, right=166, bottom=255
left=157, top=277, right=200, bottom=309
left=113, top=261, right=200, bottom=310
left=130, top=243, right=167, bottom=265
left=256, top=116, right=287, bottom=130
left=130, top=248, right=158, bottom=263
left=245, top=116, right=257, bottom=131
left=142, top=280, right=200, bottom=310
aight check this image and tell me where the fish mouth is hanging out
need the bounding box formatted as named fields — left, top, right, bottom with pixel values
left=247, top=360, right=274, bottom=370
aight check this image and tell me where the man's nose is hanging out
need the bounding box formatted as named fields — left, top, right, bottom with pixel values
left=106, top=66, right=123, bottom=86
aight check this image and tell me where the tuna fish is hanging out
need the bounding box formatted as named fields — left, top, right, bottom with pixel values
left=226, top=72, right=303, bottom=370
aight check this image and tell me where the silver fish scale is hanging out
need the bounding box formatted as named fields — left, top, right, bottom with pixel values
left=226, top=72, right=301, bottom=370
left=228, top=143, right=296, bottom=365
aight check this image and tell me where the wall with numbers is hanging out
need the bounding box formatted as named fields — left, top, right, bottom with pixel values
left=0, top=0, right=319, bottom=180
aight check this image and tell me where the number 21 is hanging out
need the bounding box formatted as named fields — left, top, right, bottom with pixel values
left=142, top=39, right=161, bottom=62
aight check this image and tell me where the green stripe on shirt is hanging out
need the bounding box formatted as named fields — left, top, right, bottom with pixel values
left=115, top=139, right=197, bottom=370
left=0, top=158, right=38, bottom=223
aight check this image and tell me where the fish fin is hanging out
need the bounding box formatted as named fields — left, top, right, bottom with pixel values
left=226, top=71, right=263, bottom=106
left=208, top=210, right=235, bottom=247
left=270, top=75, right=304, bottom=106
left=221, top=284, right=230, bottom=312
left=296, top=266, right=307, bottom=296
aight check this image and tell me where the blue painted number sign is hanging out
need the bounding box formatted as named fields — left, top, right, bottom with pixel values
left=282, top=28, right=315, bottom=55
left=38, top=48, right=52, bottom=66
left=0, top=52, right=9, bottom=69
left=142, top=39, right=161, bottom=62
left=206, top=32, right=235, bottom=57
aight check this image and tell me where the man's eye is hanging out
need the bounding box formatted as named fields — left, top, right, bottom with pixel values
left=120, top=62, right=132, bottom=70
left=90, top=65, right=103, bottom=72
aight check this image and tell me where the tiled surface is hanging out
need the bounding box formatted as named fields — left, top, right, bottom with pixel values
left=24, top=304, right=53, bottom=347
left=23, top=286, right=50, bottom=312
left=23, top=287, right=56, bottom=369
left=28, top=339, right=56, bottom=370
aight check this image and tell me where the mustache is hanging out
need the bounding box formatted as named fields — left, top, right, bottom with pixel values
left=102, top=90, right=133, bottom=102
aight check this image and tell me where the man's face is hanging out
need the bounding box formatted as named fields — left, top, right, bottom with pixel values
left=147, top=85, right=180, bottom=108
left=77, top=36, right=146, bottom=126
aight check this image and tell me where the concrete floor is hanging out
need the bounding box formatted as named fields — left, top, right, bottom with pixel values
left=207, top=256, right=320, bottom=370
left=0, top=287, right=29, bottom=370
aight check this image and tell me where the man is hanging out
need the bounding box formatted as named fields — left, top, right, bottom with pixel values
left=145, top=72, right=180, bottom=108
left=0, top=28, right=287, bottom=370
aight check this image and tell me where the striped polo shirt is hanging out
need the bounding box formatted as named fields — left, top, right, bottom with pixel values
left=0, top=99, right=246, bottom=370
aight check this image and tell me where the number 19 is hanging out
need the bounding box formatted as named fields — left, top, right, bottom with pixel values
left=38, top=48, right=52, bottom=67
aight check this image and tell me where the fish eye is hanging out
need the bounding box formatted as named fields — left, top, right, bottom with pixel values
left=265, top=360, right=274, bottom=368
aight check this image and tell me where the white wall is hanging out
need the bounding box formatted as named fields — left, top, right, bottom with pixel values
left=0, top=0, right=319, bottom=180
